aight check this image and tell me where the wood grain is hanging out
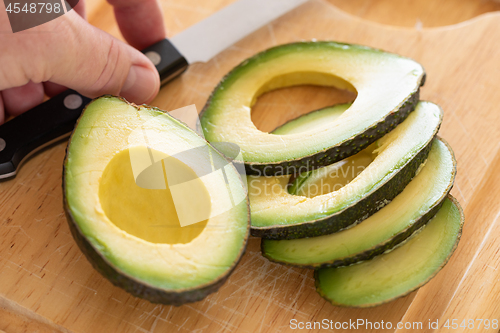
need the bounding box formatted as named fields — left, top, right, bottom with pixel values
left=0, top=297, right=68, bottom=333
left=397, top=148, right=500, bottom=333
left=1, top=0, right=500, bottom=332
left=328, top=0, right=500, bottom=28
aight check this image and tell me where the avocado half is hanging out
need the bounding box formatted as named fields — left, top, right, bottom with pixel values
left=315, top=196, right=464, bottom=308
left=248, top=101, right=442, bottom=239
left=262, top=137, right=456, bottom=268
left=200, top=42, right=425, bottom=175
left=63, top=96, right=250, bottom=305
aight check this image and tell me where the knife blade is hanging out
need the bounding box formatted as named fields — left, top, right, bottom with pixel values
left=0, top=0, right=308, bottom=179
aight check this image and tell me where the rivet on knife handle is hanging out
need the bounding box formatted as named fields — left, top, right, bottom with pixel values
left=0, top=39, right=188, bottom=179
left=143, top=39, right=189, bottom=85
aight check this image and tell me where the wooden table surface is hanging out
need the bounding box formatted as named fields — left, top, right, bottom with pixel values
left=2, top=0, right=500, bottom=332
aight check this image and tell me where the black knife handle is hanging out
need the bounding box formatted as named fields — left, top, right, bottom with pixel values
left=0, top=90, right=91, bottom=178
left=0, top=39, right=188, bottom=179
left=142, top=39, right=188, bottom=85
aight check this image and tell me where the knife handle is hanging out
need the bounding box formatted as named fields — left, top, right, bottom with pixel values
left=0, top=39, right=188, bottom=179
left=142, top=39, right=189, bottom=85
left=0, top=90, right=91, bottom=179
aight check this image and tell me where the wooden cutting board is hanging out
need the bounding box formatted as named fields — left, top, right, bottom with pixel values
left=2, top=1, right=500, bottom=332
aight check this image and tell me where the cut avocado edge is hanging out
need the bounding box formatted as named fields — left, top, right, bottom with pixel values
left=250, top=101, right=443, bottom=239
left=261, top=137, right=457, bottom=268
left=314, top=195, right=464, bottom=308
left=63, top=96, right=250, bottom=305
left=243, top=91, right=420, bottom=176
left=251, top=137, right=431, bottom=240
left=200, top=41, right=426, bottom=175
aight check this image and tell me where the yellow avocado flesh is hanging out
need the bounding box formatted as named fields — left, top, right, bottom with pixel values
left=64, top=97, right=249, bottom=290
left=316, top=197, right=463, bottom=307
left=99, top=147, right=210, bottom=244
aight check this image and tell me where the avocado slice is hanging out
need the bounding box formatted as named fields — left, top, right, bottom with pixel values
left=63, top=96, right=250, bottom=305
left=262, top=138, right=456, bottom=268
left=272, top=104, right=349, bottom=136
left=248, top=101, right=442, bottom=239
left=200, top=42, right=425, bottom=175
left=315, top=196, right=464, bottom=307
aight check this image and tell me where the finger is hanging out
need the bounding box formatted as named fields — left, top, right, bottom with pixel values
left=1, top=11, right=160, bottom=104
left=108, top=0, right=166, bottom=50
left=73, top=0, right=86, bottom=20
left=43, top=0, right=86, bottom=98
left=2, top=81, right=44, bottom=117
left=31, top=2, right=90, bottom=103
left=0, top=93, right=5, bottom=125
left=43, top=82, right=67, bottom=97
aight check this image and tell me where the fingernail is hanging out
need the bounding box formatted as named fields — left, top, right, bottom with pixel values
left=121, top=65, right=159, bottom=104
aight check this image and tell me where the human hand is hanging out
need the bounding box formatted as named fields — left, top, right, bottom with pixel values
left=0, top=0, right=166, bottom=124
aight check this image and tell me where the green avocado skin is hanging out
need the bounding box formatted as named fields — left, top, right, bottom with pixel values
left=262, top=196, right=446, bottom=269
left=313, top=195, right=464, bottom=308
left=244, top=90, right=421, bottom=176
left=250, top=136, right=434, bottom=240
left=63, top=204, right=240, bottom=306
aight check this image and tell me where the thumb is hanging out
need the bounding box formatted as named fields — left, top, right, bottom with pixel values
left=2, top=11, right=160, bottom=104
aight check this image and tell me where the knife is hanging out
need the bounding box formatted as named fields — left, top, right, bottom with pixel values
left=0, top=0, right=308, bottom=179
